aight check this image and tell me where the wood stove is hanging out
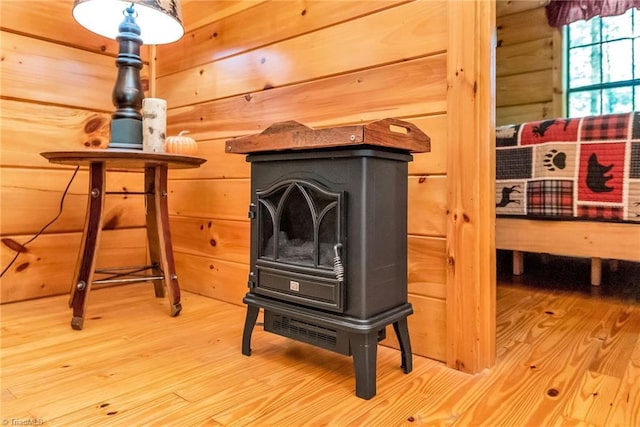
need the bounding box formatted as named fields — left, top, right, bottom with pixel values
left=226, top=119, right=430, bottom=399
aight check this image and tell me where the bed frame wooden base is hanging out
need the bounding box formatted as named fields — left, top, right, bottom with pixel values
left=496, top=218, right=640, bottom=286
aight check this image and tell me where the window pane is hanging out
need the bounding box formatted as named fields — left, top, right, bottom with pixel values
left=602, top=9, right=633, bottom=40
left=569, top=45, right=602, bottom=87
left=602, top=40, right=633, bottom=82
left=567, top=10, right=638, bottom=116
left=603, top=86, right=633, bottom=113
left=569, top=17, right=601, bottom=47
left=569, top=90, right=601, bottom=116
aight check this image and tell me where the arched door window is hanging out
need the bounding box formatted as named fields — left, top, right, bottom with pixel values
left=257, top=180, right=343, bottom=269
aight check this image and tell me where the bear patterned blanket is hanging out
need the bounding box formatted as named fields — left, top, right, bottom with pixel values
left=495, top=112, right=640, bottom=223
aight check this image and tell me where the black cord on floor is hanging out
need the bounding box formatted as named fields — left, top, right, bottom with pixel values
left=1, top=166, right=80, bottom=278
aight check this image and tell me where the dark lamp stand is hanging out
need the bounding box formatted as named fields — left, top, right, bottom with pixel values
left=72, top=0, right=184, bottom=150
left=110, top=5, right=144, bottom=150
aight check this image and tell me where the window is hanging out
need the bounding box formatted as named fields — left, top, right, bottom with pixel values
left=566, top=8, right=640, bottom=116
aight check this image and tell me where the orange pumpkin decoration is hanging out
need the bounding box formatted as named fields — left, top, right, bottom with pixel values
left=166, top=130, right=197, bottom=155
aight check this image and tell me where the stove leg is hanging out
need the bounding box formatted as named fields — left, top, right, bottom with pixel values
left=350, top=331, right=378, bottom=399
left=242, top=305, right=260, bottom=356
left=393, top=318, right=413, bottom=374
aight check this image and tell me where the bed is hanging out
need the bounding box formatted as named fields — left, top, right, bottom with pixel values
left=494, top=112, right=640, bottom=286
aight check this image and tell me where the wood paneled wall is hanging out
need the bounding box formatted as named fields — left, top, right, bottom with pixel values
left=496, top=0, right=564, bottom=125
left=157, top=0, right=450, bottom=362
left=0, top=0, right=496, bottom=369
left=0, top=1, right=152, bottom=301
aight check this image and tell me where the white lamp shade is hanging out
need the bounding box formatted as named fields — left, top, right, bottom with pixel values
left=72, top=0, right=184, bottom=45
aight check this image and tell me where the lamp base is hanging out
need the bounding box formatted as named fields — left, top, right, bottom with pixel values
left=109, top=118, right=143, bottom=150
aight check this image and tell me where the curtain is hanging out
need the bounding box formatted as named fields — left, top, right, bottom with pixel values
left=546, top=0, right=640, bottom=27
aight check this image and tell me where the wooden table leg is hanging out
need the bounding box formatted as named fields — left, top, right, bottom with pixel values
left=145, top=165, right=182, bottom=317
left=69, top=162, right=106, bottom=330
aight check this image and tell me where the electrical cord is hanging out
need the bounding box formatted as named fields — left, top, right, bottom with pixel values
left=1, top=166, right=80, bottom=278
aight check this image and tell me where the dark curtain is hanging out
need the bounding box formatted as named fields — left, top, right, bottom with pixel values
left=546, top=0, right=640, bottom=27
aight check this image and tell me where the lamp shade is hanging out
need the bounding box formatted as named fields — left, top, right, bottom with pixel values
left=72, top=0, right=184, bottom=45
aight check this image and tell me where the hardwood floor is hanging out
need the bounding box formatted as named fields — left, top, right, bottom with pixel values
left=1, top=258, right=639, bottom=426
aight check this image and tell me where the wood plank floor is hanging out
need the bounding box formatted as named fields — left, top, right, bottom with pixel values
left=1, top=259, right=639, bottom=426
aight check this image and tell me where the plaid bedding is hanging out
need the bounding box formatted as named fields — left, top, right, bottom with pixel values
left=495, top=112, right=640, bottom=223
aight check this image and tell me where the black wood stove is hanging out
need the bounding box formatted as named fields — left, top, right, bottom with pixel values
left=226, top=119, right=430, bottom=399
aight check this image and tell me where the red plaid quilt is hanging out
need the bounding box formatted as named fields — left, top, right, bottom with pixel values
left=496, top=112, right=640, bottom=223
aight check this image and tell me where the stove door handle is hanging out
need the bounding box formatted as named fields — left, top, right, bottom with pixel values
left=333, top=243, right=344, bottom=282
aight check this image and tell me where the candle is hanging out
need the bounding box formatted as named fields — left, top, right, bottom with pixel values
left=141, top=98, right=167, bottom=152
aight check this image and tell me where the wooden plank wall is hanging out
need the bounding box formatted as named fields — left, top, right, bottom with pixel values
left=0, top=1, right=151, bottom=301
left=496, top=0, right=564, bottom=125
left=0, top=0, right=498, bottom=367
left=157, top=0, right=451, bottom=361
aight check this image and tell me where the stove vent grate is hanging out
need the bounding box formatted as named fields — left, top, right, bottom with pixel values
left=265, top=312, right=339, bottom=351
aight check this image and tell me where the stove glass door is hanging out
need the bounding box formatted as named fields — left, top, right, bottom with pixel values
left=258, top=179, right=343, bottom=270
left=254, top=179, right=346, bottom=312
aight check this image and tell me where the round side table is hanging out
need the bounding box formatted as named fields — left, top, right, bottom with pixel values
left=42, top=150, right=206, bottom=330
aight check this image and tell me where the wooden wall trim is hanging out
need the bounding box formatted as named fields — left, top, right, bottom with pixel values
left=446, top=0, right=496, bottom=373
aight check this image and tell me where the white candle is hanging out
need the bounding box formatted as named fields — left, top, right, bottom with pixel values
left=142, top=98, right=167, bottom=152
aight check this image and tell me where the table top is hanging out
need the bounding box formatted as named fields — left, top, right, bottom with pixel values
left=41, top=149, right=206, bottom=169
